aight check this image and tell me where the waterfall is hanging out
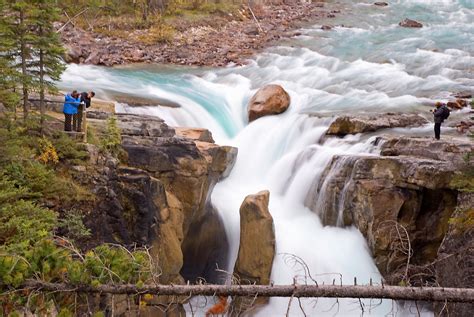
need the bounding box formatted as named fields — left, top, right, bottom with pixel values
left=59, top=0, right=472, bottom=315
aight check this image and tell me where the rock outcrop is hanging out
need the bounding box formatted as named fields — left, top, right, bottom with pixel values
left=380, top=137, right=473, bottom=168
left=434, top=192, right=474, bottom=316
left=447, top=99, right=468, bottom=109
left=399, top=19, right=423, bottom=28
left=248, top=84, right=290, bottom=122
left=453, top=91, right=472, bottom=99
left=232, top=190, right=275, bottom=314
left=305, top=136, right=473, bottom=285
left=175, top=127, right=214, bottom=143
left=82, top=113, right=237, bottom=286
left=326, top=113, right=428, bottom=136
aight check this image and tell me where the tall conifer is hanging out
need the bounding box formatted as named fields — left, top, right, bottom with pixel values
left=30, top=0, right=66, bottom=127
left=0, top=0, right=65, bottom=125
left=0, top=0, right=21, bottom=115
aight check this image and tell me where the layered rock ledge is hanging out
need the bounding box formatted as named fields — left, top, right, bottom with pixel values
left=305, top=135, right=473, bottom=309
left=78, top=113, right=237, bottom=289
left=325, top=113, right=429, bottom=136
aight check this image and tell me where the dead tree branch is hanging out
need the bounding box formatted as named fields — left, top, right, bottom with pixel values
left=8, top=281, right=474, bottom=303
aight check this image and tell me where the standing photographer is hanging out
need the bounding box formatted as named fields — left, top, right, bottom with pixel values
left=431, top=102, right=450, bottom=140
left=73, top=91, right=95, bottom=132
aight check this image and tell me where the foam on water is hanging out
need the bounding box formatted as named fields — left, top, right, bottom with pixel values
left=59, top=0, right=472, bottom=315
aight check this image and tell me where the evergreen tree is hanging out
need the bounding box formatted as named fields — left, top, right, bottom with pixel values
left=0, top=0, right=65, bottom=125
left=0, top=0, right=36, bottom=120
left=0, top=0, right=21, bottom=115
left=30, top=0, right=66, bottom=127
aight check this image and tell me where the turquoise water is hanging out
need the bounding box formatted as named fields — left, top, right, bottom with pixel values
left=60, top=0, right=473, bottom=141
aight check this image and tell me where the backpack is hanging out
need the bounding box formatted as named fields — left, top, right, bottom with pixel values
left=442, top=106, right=450, bottom=120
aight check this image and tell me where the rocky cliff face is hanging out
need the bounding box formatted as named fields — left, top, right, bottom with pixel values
left=305, top=136, right=473, bottom=288
left=434, top=192, right=474, bottom=316
left=79, top=113, right=237, bottom=286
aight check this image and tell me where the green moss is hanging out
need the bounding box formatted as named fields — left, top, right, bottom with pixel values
left=448, top=208, right=474, bottom=233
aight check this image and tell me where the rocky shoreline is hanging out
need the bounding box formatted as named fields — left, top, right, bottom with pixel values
left=61, top=2, right=339, bottom=67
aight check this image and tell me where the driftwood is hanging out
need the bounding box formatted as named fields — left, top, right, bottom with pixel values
left=56, top=8, right=89, bottom=33
left=13, top=280, right=474, bottom=303
left=247, top=2, right=264, bottom=33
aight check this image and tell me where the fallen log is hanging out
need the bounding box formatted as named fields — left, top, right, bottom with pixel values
left=12, top=280, right=474, bottom=303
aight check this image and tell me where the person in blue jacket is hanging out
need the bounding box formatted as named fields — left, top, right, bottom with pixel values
left=63, top=91, right=81, bottom=131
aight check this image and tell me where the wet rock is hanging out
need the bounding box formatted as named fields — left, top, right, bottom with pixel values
left=399, top=18, right=423, bottom=28
left=114, top=94, right=181, bottom=108
left=326, top=113, right=428, bottom=136
left=374, top=2, right=388, bottom=6
left=64, top=45, right=83, bottom=63
left=447, top=99, right=468, bottom=109
left=233, top=190, right=275, bottom=312
left=248, top=84, right=291, bottom=122
left=321, top=25, right=332, bottom=30
left=305, top=137, right=473, bottom=283
left=195, top=142, right=238, bottom=179
left=455, top=120, right=474, bottom=134
left=453, top=91, right=472, bottom=99
left=308, top=154, right=457, bottom=279
left=175, top=127, right=214, bottom=143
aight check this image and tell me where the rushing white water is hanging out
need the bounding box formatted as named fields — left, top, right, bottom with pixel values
left=60, top=0, right=472, bottom=315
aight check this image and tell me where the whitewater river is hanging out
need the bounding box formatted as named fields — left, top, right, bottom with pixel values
left=60, top=0, right=473, bottom=315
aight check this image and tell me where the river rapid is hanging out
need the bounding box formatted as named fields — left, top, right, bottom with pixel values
left=60, top=0, right=473, bottom=315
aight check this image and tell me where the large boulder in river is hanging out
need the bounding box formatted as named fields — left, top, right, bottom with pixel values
left=248, top=84, right=290, bottom=122
left=399, top=18, right=423, bottom=28
left=326, top=113, right=428, bottom=136
left=232, top=190, right=275, bottom=313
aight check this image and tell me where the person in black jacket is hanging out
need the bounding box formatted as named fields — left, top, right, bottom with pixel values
left=431, top=102, right=449, bottom=140
left=73, top=91, right=95, bottom=132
